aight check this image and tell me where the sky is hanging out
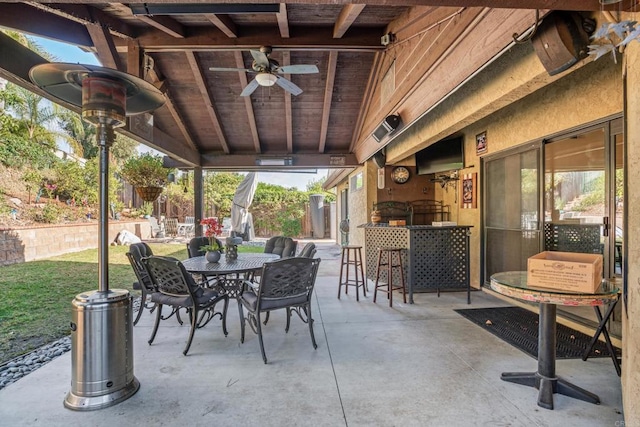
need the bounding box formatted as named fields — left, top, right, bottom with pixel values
left=31, top=36, right=328, bottom=190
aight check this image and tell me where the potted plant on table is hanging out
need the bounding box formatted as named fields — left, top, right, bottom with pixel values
left=200, top=217, right=224, bottom=263
left=120, top=153, right=173, bottom=202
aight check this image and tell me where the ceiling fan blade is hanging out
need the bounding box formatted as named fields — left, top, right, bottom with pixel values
left=209, top=67, right=252, bottom=72
left=275, top=76, right=303, bottom=96
left=250, top=49, right=270, bottom=69
left=277, top=64, right=319, bottom=74
left=240, top=78, right=260, bottom=97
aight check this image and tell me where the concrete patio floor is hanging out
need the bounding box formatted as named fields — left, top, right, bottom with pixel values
left=0, top=242, right=624, bottom=426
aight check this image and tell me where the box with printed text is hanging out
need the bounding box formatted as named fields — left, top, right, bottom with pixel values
left=527, top=251, right=603, bottom=293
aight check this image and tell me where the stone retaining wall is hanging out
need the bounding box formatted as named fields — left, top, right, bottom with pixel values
left=0, top=220, right=151, bottom=266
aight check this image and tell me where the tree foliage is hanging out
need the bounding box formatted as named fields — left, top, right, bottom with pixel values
left=0, top=115, right=58, bottom=168
left=305, top=176, right=335, bottom=203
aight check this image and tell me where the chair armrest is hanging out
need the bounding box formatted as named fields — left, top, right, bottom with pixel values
left=238, top=279, right=258, bottom=295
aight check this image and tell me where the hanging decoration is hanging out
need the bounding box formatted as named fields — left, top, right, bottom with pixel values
left=588, top=20, right=640, bottom=62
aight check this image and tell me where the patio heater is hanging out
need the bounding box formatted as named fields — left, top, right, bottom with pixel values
left=29, top=64, right=165, bottom=410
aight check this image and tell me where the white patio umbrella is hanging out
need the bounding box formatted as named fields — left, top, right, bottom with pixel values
left=231, top=172, right=258, bottom=240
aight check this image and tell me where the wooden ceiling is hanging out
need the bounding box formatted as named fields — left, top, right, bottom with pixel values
left=0, top=1, right=634, bottom=170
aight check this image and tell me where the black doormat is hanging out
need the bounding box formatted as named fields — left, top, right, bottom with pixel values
left=454, top=306, right=621, bottom=360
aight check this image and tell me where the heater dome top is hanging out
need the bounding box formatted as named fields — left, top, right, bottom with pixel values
left=29, top=63, right=165, bottom=115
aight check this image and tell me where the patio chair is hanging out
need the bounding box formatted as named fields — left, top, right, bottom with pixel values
left=143, top=256, right=229, bottom=355
left=187, top=236, right=226, bottom=288
left=264, top=236, right=298, bottom=258
left=239, top=257, right=321, bottom=363
left=126, top=242, right=162, bottom=326
left=164, top=217, right=179, bottom=238
left=187, top=236, right=224, bottom=258
left=298, top=242, right=317, bottom=258
left=147, top=216, right=164, bottom=238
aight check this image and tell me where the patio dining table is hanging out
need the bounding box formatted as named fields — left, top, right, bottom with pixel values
left=182, top=253, right=280, bottom=298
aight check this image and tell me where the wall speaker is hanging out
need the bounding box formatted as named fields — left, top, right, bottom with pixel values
left=372, top=114, right=401, bottom=142
left=372, top=150, right=386, bottom=169
left=532, top=12, right=589, bottom=76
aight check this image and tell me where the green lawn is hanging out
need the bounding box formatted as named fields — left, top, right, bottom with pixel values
left=0, top=243, right=264, bottom=364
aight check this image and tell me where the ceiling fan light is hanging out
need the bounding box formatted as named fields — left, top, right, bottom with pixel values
left=255, top=73, right=277, bottom=87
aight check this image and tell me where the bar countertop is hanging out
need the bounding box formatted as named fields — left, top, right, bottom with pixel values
left=358, top=223, right=472, bottom=229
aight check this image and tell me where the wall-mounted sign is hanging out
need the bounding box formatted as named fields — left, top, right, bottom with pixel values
left=461, top=172, right=477, bottom=209
left=329, top=155, right=346, bottom=166
left=476, top=131, right=487, bottom=155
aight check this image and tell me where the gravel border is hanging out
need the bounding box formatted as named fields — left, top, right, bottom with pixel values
left=0, top=336, right=71, bottom=391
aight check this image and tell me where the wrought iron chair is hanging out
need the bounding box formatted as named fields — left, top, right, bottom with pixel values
left=239, top=257, right=321, bottom=363
left=143, top=256, right=229, bottom=355
left=126, top=242, right=162, bottom=326
left=186, top=236, right=226, bottom=287
left=298, top=242, right=317, bottom=258
left=187, top=236, right=224, bottom=258
left=263, top=236, right=298, bottom=258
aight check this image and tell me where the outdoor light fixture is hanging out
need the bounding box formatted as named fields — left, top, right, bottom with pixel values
left=599, top=0, right=622, bottom=4
left=255, top=73, right=278, bottom=87
left=256, top=157, right=293, bottom=166
left=373, top=114, right=401, bottom=142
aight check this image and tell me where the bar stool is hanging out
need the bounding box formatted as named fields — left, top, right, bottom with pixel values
left=373, top=247, right=406, bottom=307
left=338, top=245, right=367, bottom=301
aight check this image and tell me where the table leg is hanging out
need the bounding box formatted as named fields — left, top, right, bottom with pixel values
left=501, top=303, right=600, bottom=410
left=582, top=302, right=621, bottom=377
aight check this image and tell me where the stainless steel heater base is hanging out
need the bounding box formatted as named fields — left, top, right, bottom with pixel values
left=64, top=289, right=139, bottom=411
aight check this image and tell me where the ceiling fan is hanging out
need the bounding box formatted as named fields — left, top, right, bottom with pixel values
left=209, top=46, right=319, bottom=97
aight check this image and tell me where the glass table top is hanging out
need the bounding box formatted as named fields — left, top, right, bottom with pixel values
left=490, top=271, right=619, bottom=306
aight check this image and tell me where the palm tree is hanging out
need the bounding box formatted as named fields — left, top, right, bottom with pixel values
left=58, top=110, right=97, bottom=158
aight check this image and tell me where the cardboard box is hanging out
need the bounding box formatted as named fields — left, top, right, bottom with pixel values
left=388, top=220, right=406, bottom=226
left=527, top=251, right=603, bottom=293
left=432, top=221, right=457, bottom=227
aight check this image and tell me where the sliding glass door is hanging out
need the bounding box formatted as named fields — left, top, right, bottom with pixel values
left=544, top=119, right=623, bottom=279
left=484, top=145, right=541, bottom=280
left=483, top=117, right=623, bottom=331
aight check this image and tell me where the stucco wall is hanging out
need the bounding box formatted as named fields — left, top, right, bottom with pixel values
left=0, top=220, right=151, bottom=266
left=394, top=47, right=622, bottom=290
left=622, top=36, right=640, bottom=426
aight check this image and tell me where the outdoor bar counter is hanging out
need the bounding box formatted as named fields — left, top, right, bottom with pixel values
left=359, top=223, right=472, bottom=303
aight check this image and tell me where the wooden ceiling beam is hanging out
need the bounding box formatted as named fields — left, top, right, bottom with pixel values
left=318, top=51, right=338, bottom=154
left=110, top=3, right=186, bottom=38
left=204, top=14, right=238, bottom=38
left=333, top=4, right=366, bottom=38
left=0, top=31, right=200, bottom=166
left=234, top=51, right=261, bottom=154
left=282, top=51, right=293, bottom=153
left=185, top=51, right=231, bottom=154
left=276, top=3, right=290, bottom=38
left=24, top=2, right=138, bottom=39
left=144, top=59, right=200, bottom=152
left=351, top=50, right=384, bottom=152
left=86, top=23, right=123, bottom=70
left=127, top=39, right=143, bottom=78
left=27, top=0, right=632, bottom=13
left=0, top=3, right=93, bottom=48
left=127, top=26, right=385, bottom=52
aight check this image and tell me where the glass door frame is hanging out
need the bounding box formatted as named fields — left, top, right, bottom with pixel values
left=542, top=117, right=622, bottom=278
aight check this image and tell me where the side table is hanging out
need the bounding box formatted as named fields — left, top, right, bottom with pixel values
left=490, top=271, right=619, bottom=410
